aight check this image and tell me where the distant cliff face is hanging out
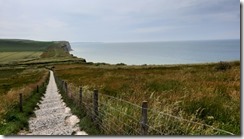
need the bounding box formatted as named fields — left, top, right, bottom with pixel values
left=54, top=41, right=73, bottom=52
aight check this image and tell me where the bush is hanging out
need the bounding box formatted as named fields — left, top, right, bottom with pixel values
left=116, top=63, right=126, bottom=66
left=215, top=61, right=231, bottom=71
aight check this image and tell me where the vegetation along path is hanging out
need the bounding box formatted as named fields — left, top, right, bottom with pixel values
left=24, top=71, right=87, bottom=135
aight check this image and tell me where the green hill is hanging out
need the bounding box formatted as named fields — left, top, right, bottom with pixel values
left=0, top=39, right=54, bottom=52
left=0, top=39, right=85, bottom=65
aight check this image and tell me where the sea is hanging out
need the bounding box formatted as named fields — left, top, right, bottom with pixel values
left=70, top=39, right=240, bottom=65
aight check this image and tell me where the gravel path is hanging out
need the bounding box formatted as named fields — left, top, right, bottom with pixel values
left=24, top=71, right=87, bottom=135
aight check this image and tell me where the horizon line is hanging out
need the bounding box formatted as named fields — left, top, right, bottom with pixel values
left=71, top=38, right=240, bottom=43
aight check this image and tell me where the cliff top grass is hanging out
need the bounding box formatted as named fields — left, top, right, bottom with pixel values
left=0, top=39, right=54, bottom=52
left=54, top=61, right=240, bottom=134
left=0, top=39, right=85, bottom=65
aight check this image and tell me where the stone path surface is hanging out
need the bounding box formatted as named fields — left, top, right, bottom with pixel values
left=25, top=71, right=87, bottom=135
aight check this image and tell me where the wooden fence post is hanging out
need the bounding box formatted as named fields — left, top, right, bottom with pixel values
left=141, top=101, right=148, bottom=135
left=65, top=82, right=68, bottom=94
left=63, top=81, right=65, bottom=91
left=62, top=80, right=64, bottom=91
left=93, top=89, right=98, bottom=123
left=19, top=93, right=23, bottom=112
left=70, top=88, right=72, bottom=99
left=64, top=81, right=66, bottom=92
left=36, top=85, right=39, bottom=93
left=80, top=87, right=82, bottom=107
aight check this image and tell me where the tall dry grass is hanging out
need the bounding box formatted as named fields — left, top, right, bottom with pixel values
left=0, top=68, right=49, bottom=119
left=54, top=61, right=240, bottom=135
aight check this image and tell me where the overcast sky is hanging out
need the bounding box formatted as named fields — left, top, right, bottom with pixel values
left=0, top=0, right=240, bottom=42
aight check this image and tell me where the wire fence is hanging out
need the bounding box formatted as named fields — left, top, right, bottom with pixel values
left=54, top=74, right=234, bottom=135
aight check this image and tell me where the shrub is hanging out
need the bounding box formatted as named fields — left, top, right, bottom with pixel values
left=116, top=63, right=126, bottom=66
left=215, top=61, right=231, bottom=71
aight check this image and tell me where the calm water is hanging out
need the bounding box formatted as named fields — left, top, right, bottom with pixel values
left=70, top=40, right=240, bottom=65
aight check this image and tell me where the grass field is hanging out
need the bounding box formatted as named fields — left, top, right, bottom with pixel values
left=0, top=38, right=239, bottom=135
left=0, top=67, right=49, bottom=134
left=0, top=39, right=85, bottom=134
left=0, top=39, right=54, bottom=52
left=0, top=39, right=86, bottom=65
left=0, top=52, right=43, bottom=64
left=0, top=67, right=49, bottom=115
left=54, top=61, right=240, bottom=135
left=0, top=83, right=47, bottom=135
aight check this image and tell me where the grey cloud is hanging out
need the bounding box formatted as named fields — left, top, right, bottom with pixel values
left=0, top=0, right=240, bottom=41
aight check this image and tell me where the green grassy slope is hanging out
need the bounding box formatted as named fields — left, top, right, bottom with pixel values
left=0, top=39, right=86, bottom=65
left=0, top=39, right=54, bottom=52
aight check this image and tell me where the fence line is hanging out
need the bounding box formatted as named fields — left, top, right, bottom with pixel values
left=53, top=74, right=235, bottom=135
left=98, top=110, right=142, bottom=135
left=98, top=101, right=140, bottom=122
left=101, top=93, right=142, bottom=109
left=148, top=109, right=235, bottom=135
left=98, top=106, right=140, bottom=128
left=97, top=113, right=132, bottom=135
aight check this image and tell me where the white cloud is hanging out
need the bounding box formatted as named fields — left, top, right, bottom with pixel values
left=0, top=0, right=240, bottom=41
left=132, top=26, right=176, bottom=34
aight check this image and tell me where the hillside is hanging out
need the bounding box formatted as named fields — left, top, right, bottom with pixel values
left=0, top=39, right=85, bottom=65
left=0, top=39, right=71, bottom=52
left=54, top=61, right=240, bottom=135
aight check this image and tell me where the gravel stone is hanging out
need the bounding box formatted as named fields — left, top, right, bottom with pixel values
left=26, top=71, right=88, bottom=135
